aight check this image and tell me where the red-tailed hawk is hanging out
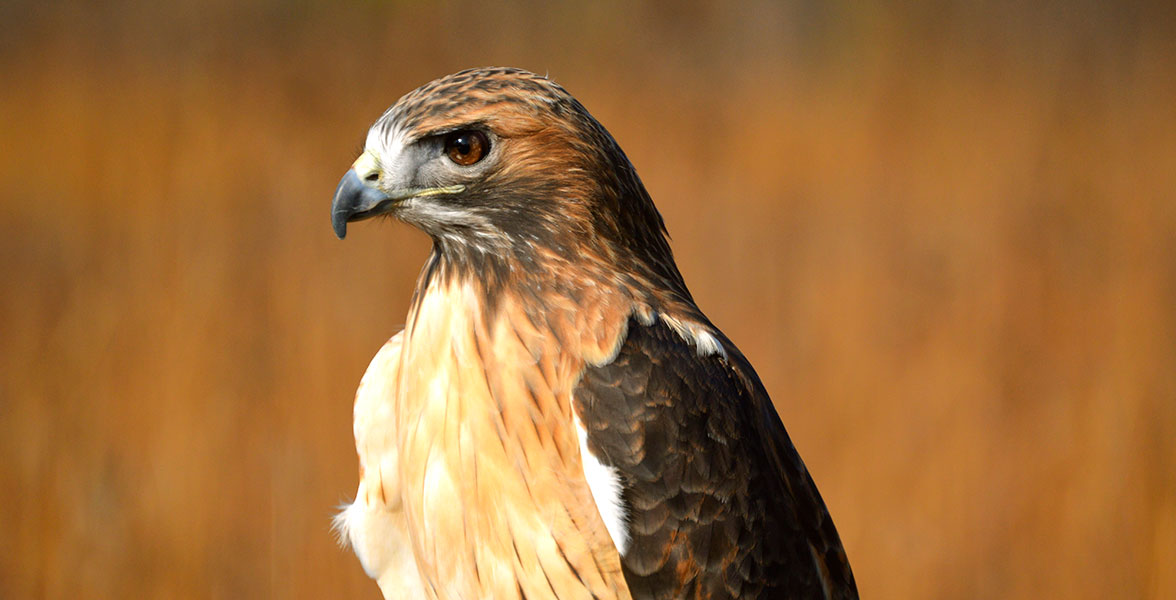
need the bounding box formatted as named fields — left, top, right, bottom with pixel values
left=331, top=67, right=857, bottom=600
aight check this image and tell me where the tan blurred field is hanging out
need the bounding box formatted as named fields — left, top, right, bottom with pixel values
left=2, top=1, right=1174, bottom=598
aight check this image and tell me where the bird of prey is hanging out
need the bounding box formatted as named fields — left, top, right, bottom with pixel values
left=331, top=67, right=857, bottom=600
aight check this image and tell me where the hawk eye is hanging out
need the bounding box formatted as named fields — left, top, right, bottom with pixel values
left=443, top=130, right=489, bottom=166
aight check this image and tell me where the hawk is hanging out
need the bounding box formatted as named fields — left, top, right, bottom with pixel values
left=331, top=67, right=857, bottom=600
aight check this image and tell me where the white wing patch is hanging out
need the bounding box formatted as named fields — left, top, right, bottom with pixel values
left=690, top=328, right=725, bottom=357
left=658, top=313, right=727, bottom=359
left=575, top=416, right=629, bottom=555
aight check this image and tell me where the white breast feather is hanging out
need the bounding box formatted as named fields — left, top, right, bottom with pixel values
left=334, top=332, right=426, bottom=597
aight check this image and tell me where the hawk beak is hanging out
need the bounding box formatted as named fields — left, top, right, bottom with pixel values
left=332, top=169, right=393, bottom=239
left=332, top=150, right=467, bottom=239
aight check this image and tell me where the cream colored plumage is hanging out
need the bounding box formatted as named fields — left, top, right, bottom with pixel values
left=337, top=276, right=630, bottom=599
left=334, top=331, right=425, bottom=596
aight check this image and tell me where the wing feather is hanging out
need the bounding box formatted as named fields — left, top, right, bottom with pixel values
left=574, top=317, right=858, bottom=599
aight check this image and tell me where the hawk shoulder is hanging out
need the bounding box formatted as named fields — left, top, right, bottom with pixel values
left=573, top=316, right=857, bottom=599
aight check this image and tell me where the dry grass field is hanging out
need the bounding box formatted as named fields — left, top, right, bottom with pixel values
left=2, top=1, right=1174, bottom=598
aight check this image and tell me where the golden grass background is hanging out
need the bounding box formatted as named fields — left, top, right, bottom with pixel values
left=2, top=1, right=1174, bottom=597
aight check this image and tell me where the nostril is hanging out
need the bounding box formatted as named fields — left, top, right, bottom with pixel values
left=363, top=171, right=379, bottom=183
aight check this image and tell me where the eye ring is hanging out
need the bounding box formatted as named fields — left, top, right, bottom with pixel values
left=443, top=130, right=490, bottom=166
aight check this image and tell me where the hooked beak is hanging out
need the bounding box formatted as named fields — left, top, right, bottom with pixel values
left=331, top=150, right=467, bottom=239
left=331, top=169, right=393, bottom=239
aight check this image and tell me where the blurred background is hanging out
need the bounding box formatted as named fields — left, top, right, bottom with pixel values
left=2, top=0, right=1174, bottom=597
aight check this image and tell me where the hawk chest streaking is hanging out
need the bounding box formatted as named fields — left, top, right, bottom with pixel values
left=331, top=67, right=857, bottom=600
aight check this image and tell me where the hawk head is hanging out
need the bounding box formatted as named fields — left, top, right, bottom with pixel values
left=331, top=67, right=687, bottom=298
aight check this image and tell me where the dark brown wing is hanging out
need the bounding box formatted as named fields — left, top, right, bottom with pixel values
left=574, top=316, right=857, bottom=599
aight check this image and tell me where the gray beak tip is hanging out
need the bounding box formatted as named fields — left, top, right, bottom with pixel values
left=331, top=169, right=381, bottom=240
left=331, top=167, right=404, bottom=240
